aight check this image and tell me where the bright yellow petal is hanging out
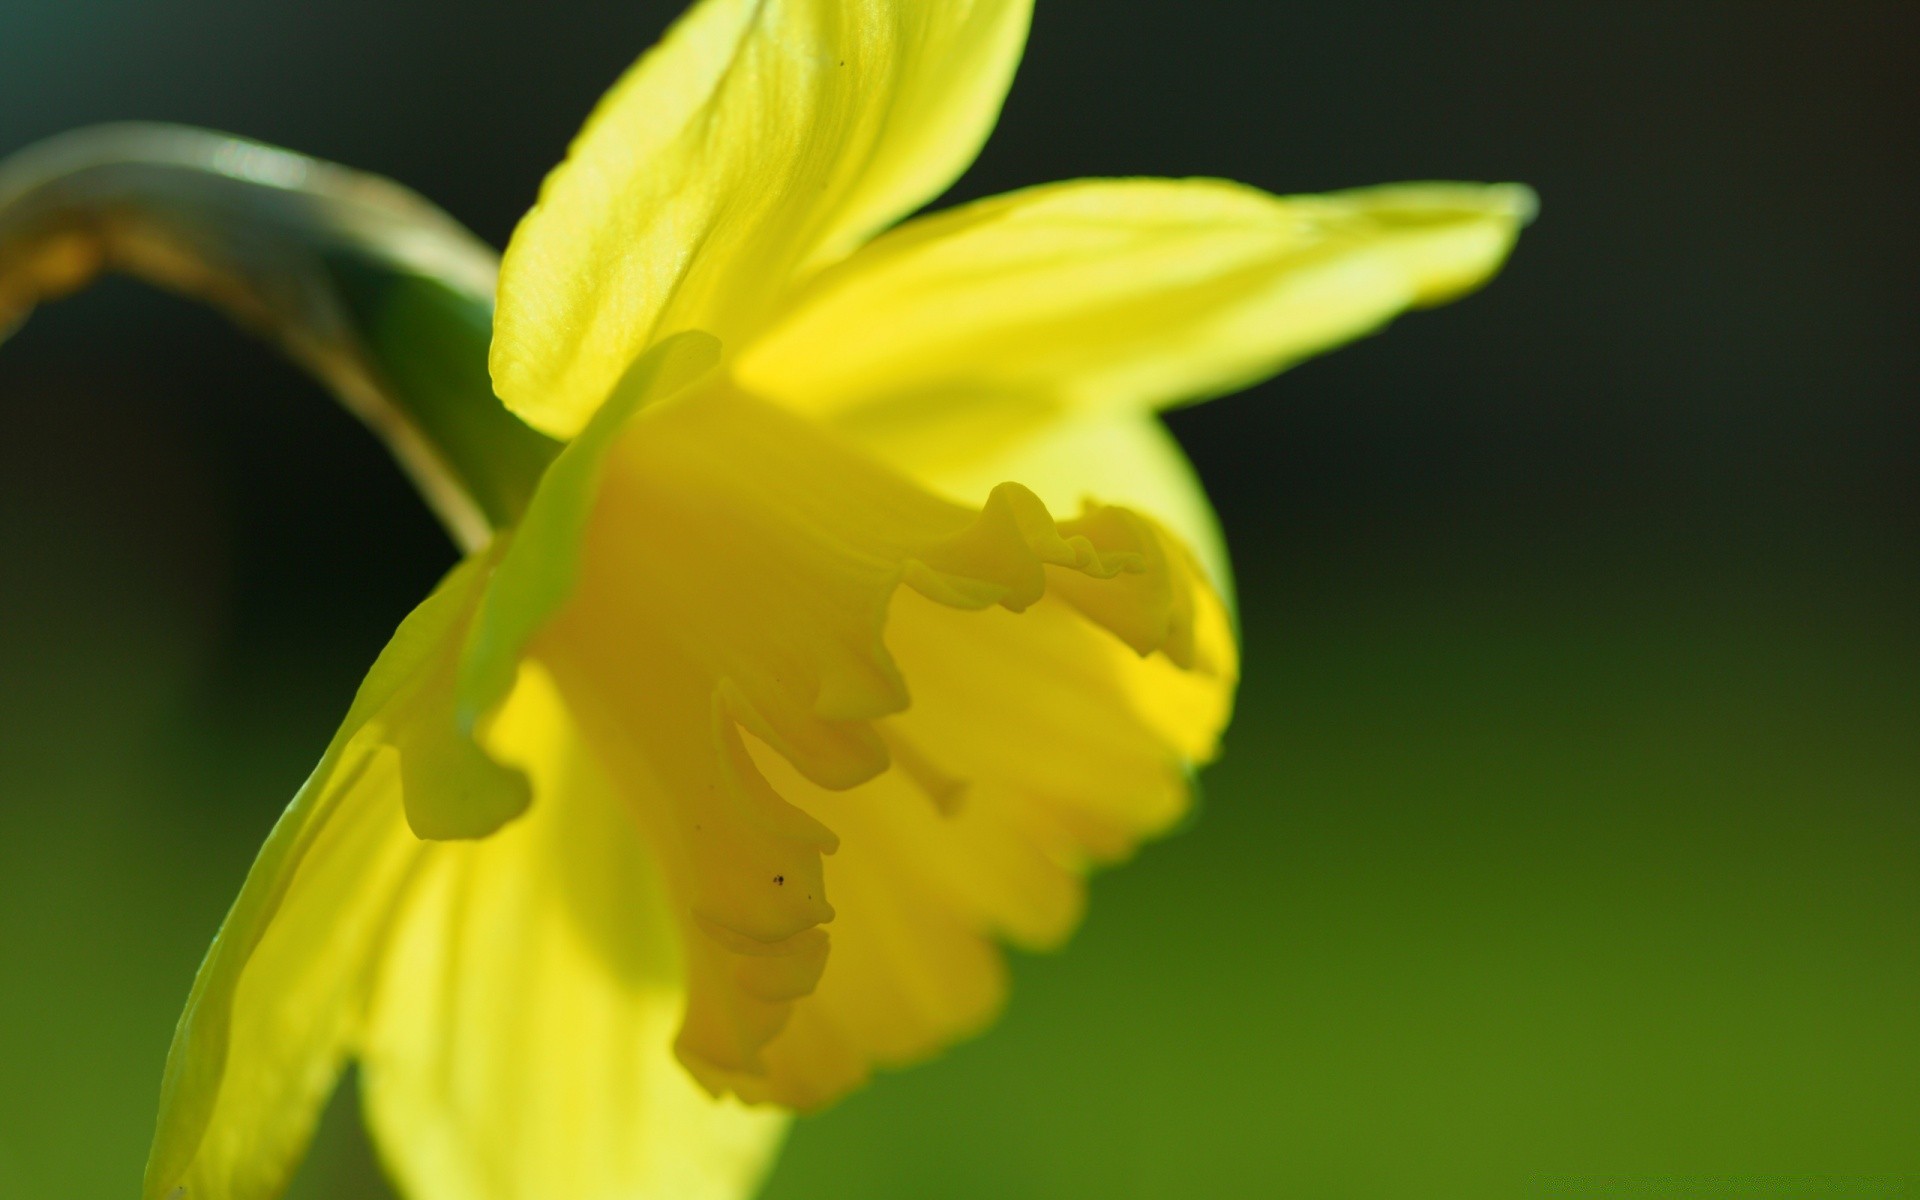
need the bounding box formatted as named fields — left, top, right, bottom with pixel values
left=738, top=178, right=1534, bottom=449
left=490, top=0, right=1033, bottom=438
left=143, top=555, right=500, bottom=1200
left=360, top=666, right=787, bottom=1200
left=512, top=383, right=1227, bottom=1106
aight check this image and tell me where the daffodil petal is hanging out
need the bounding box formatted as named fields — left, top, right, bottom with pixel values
left=738, top=178, right=1534, bottom=447
left=361, top=666, right=788, bottom=1200
left=490, top=0, right=1034, bottom=438
left=143, top=555, right=501, bottom=1200
left=520, top=384, right=1229, bottom=1105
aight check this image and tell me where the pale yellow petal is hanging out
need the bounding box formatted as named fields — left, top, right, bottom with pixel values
left=143, top=555, right=500, bottom=1200
left=491, top=0, right=1033, bottom=438
left=142, top=748, right=415, bottom=1200
left=738, top=178, right=1534, bottom=446
left=360, top=667, right=787, bottom=1200
left=521, top=384, right=1227, bottom=1106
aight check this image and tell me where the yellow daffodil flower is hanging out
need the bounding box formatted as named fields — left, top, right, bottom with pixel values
left=0, top=3, right=1531, bottom=1199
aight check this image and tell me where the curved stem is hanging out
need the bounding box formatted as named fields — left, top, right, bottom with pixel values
left=0, top=123, right=559, bottom=550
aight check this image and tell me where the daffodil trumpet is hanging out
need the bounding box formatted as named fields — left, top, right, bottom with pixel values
left=0, top=4, right=1532, bottom=1199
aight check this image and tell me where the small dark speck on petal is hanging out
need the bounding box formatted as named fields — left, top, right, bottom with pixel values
left=774, top=874, right=786, bottom=886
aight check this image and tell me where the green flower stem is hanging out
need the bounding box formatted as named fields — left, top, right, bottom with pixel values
left=0, top=123, right=559, bottom=549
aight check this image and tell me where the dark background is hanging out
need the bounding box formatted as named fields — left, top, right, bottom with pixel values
left=1, top=2, right=1915, bottom=1195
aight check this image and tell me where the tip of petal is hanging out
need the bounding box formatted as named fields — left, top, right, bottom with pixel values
left=1502, top=182, right=1542, bottom=226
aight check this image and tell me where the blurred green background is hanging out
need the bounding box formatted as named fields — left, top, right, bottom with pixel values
left=1, top=1, right=1915, bottom=1196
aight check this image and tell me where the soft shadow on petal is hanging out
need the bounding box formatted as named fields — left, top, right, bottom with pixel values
left=491, top=0, right=1034, bottom=438
left=361, top=666, right=788, bottom=1200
